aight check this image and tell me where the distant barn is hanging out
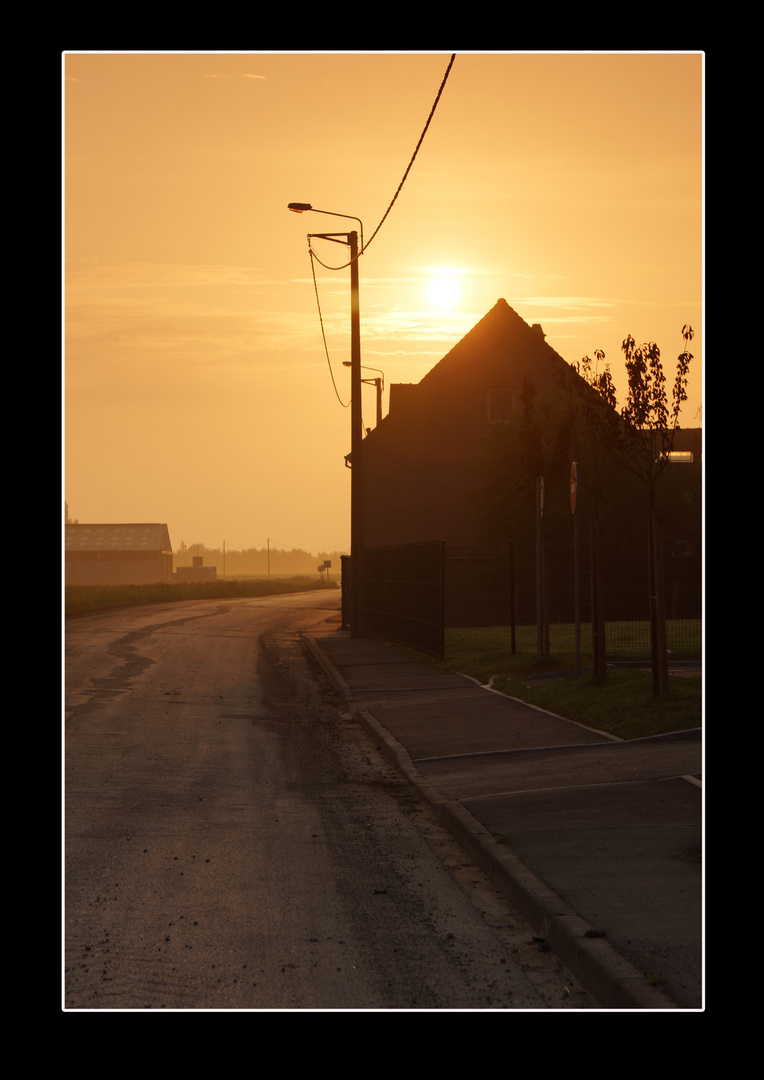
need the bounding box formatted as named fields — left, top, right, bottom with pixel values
left=65, top=523, right=173, bottom=585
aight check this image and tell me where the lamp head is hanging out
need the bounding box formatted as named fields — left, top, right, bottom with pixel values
left=288, top=202, right=312, bottom=213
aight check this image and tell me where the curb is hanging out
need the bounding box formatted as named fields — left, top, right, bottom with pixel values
left=303, top=632, right=679, bottom=1010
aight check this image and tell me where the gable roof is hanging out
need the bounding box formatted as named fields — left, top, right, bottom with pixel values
left=65, top=523, right=172, bottom=553
left=371, top=300, right=569, bottom=442
left=417, top=298, right=554, bottom=390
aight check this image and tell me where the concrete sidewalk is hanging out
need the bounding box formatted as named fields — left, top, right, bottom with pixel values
left=305, top=621, right=703, bottom=1011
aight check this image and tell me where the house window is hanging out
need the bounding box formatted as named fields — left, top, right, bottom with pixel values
left=668, top=451, right=693, bottom=463
left=487, top=388, right=516, bottom=423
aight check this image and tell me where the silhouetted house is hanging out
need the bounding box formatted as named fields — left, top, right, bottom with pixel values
left=363, top=300, right=571, bottom=548
left=65, top=523, right=173, bottom=585
left=362, top=299, right=701, bottom=551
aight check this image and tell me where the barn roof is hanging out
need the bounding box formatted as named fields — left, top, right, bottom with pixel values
left=65, top=523, right=172, bottom=553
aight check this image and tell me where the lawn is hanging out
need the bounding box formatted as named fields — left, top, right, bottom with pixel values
left=486, top=668, right=702, bottom=740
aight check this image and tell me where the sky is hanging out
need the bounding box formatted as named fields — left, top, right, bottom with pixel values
left=64, top=51, right=703, bottom=554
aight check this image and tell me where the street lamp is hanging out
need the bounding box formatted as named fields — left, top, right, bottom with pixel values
left=343, top=362, right=384, bottom=427
left=288, top=202, right=365, bottom=637
left=288, top=203, right=364, bottom=252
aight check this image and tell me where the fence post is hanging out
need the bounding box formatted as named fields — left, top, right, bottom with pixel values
left=536, top=477, right=544, bottom=663
left=542, top=541, right=550, bottom=660
left=340, top=554, right=350, bottom=631
left=573, top=465, right=581, bottom=677
left=650, top=511, right=670, bottom=698
left=438, top=540, right=445, bottom=661
left=508, top=541, right=516, bottom=655
left=589, top=521, right=607, bottom=682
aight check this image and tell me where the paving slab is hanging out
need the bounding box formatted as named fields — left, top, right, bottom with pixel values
left=306, top=626, right=703, bottom=1010
left=415, top=733, right=702, bottom=797
left=465, top=777, right=701, bottom=1010
left=363, top=694, right=598, bottom=759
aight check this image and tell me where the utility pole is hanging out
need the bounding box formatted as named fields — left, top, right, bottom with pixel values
left=288, top=203, right=365, bottom=637
left=348, top=229, right=365, bottom=637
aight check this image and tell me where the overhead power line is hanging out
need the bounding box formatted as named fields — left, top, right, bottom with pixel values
left=362, top=52, right=456, bottom=256
left=307, top=52, right=456, bottom=407
left=310, top=52, right=457, bottom=272
left=309, top=239, right=350, bottom=408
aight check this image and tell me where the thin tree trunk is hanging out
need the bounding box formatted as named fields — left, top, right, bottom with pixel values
left=651, top=509, right=670, bottom=698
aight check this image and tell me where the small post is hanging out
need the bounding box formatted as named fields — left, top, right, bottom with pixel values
left=651, top=510, right=670, bottom=698
left=508, top=541, right=516, bottom=656
left=536, top=477, right=544, bottom=663
left=571, top=462, right=581, bottom=677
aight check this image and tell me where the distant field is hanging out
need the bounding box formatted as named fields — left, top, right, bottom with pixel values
left=65, top=577, right=338, bottom=616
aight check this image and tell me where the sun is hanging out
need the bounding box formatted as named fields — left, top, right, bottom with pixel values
left=426, top=274, right=460, bottom=310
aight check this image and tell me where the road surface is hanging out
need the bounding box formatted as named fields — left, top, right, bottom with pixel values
left=64, top=590, right=596, bottom=1010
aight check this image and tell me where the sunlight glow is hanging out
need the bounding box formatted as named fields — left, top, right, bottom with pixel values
left=426, top=275, right=460, bottom=310
left=64, top=52, right=702, bottom=554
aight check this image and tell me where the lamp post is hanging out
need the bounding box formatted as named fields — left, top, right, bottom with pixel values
left=288, top=202, right=365, bottom=637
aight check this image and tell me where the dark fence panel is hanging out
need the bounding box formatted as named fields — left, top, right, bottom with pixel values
left=445, top=549, right=515, bottom=627
left=446, top=540, right=701, bottom=626
left=443, top=539, right=701, bottom=661
left=363, top=541, right=445, bottom=658
left=346, top=537, right=699, bottom=664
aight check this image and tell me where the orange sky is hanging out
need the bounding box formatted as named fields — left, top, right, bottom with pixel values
left=64, top=52, right=703, bottom=554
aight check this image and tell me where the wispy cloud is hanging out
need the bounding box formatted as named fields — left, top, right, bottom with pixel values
left=521, top=296, right=616, bottom=310
left=203, top=73, right=266, bottom=80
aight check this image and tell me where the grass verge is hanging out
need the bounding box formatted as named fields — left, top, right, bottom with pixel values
left=444, top=621, right=701, bottom=679
left=438, top=624, right=702, bottom=740
left=487, top=668, right=701, bottom=741
left=65, top=577, right=338, bottom=617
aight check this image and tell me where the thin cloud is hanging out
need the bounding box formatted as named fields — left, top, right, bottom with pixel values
left=521, top=296, right=616, bottom=311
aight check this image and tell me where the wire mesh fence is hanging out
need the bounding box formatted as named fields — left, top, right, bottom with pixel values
left=363, top=541, right=445, bottom=658
left=444, top=540, right=701, bottom=664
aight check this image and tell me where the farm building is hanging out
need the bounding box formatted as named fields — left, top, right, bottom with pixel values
left=65, top=523, right=173, bottom=585
left=175, top=557, right=217, bottom=582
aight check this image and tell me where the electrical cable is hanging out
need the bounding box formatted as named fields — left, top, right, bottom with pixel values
left=309, top=53, right=456, bottom=272
left=307, top=52, right=456, bottom=406
left=362, top=52, right=455, bottom=256
left=309, top=240, right=350, bottom=408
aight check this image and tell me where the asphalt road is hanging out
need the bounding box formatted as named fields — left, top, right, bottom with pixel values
left=64, top=591, right=597, bottom=1010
